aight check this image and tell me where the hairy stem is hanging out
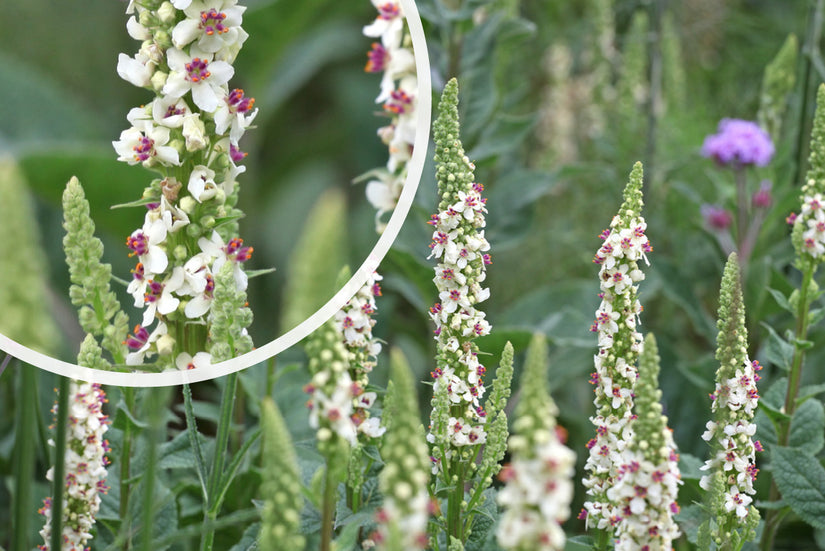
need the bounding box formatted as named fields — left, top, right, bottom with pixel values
left=49, top=376, right=70, bottom=551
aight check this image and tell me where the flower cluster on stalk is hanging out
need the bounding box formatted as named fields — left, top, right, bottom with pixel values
left=497, top=334, right=576, bottom=551
left=701, top=119, right=775, bottom=168
left=333, top=271, right=386, bottom=440
left=374, top=349, right=431, bottom=550
left=607, top=333, right=681, bottom=550
left=426, top=79, right=492, bottom=468
left=38, top=379, right=110, bottom=550
left=362, top=0, right=418, bottom=231
left=582, top=162, right=651, bottom=530
left=697, top=254, right=761, bottom=548
left=114, top=0, right=257, bottom=370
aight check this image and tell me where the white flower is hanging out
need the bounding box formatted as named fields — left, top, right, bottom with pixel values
left=175, top=351, right=213, bottom=371
left=113, top=119, right=181, bottom=168
left=126, top=216, right=169, bottom=276
left=724, top=486, right=753, bottom=519
left=117, top=52, right=153, bottom=87
left=213, top=88, right=258, bottom=143
left=126, top=321, right=168, bottom=365
left=151, top=96, right=192, bottom=128
left=188, top=165, right=218, bottom=201
left=172, top=0, right=247, bottom=54
left=141, top=267, right=185, bottom=326
left=163, top=46, right=234, bottom=112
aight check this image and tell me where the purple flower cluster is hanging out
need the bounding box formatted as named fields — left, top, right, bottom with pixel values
left=701, top=119, right=774, bottom=167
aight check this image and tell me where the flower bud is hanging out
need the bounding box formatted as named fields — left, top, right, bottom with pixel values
left=173, top=245, right=188, bottom=261
left=752, top=180, right=772, bottom=208
left=179, top=196, right=197, bottom=214
left=701, top=204, right=733, bottom=231
left=151, top=70, right=168, bottom=92
left=186, top=223, right=202, bottom=238
left=157, top=2, right=176, bottom=24
left=183, top=114, right=207, bottom=152
left=156, top=333, right=175, bottom=356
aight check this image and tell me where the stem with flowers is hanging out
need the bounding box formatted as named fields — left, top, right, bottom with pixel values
left=761, top=83, right=825, bottom=551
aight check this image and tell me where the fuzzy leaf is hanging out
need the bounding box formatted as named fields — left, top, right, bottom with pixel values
left=766, top=287, right=793, bottom=313
left=789, top=399, right=825, bottom=455
left=772, top=446, right=825, bottom=530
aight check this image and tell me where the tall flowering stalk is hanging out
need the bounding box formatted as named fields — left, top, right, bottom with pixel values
left=38, top=336, right=111, bottom=551
left=334, top=271, right=387, bottom=510
left=583, top=162, right=651, bottom=538
left=426, top=78, right=494, bottom=547
left=763, top=83, right=825, bottom=549
left=607, top=333, right=681, bottom=550
left=374, top=348, right=431, bottom=550
left=113, top=0, right=257, bottom=370
left=362, top=0, right=418, bottom=232
left=698, top=253, right=761, bottom=550
left=496, top=334, right=575, bottom=551
left=259, top=396, right=305, bottom=550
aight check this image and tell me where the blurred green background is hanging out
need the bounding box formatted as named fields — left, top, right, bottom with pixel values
left=2, top=0, right=825, bottom=548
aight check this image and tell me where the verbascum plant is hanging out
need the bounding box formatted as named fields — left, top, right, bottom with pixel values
left=426, top=78, right=494, bottom=546
left=0, top=157, right=60, bottom=355
left=496, top=334, right=575, bottom=551
left=38, top=336, right=111, bottom=550
left=615, top=11, right=649, bottom=133
left=697, top=253, right=761, bottom=550
left=111, top=0, right=257, bottom=370
left=757, top=34, right=798, bottom=143
left=259, top=396, right=305, bottom=551
left=583, top=162, right=651, bottom=534
left=280, top=188, right=347, bottom=332
left=661, top=12, right=686, bottom=112
left=375, top=348, right=431, bottom=550
left=362, top=0, right=418, bottom=232
left=63, top=177, right=129, bottom=364
left=791, top=84, right=825, bottom=262
left=333, top=267, right=386, bottom=511
left=606, top=333, right=681, bottom=550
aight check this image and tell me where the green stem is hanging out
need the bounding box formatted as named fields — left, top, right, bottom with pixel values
left=761, top=260, right=816, bottom=550
left=735, top=167, right=748, bottom=256
left=50, top=376, right=70, bottom=551
left=140, top=389, right=165, bottom=551
left=320, top=460, right=338, bottom=551
left=446, top=457, right=465, bottom=543
left=12, top=360, right=35, bottom=551
left=200, top=372, right=239, bottom=551
left=120, top=387, right=136, bottom=550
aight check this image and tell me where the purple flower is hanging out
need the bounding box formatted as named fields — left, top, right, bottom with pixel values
left=701, top=204, right=733, bottom=230
left=701, top=119, right=775, bottom=167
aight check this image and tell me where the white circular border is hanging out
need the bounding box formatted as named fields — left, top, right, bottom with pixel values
left=0, top=0, right=431, bottom=387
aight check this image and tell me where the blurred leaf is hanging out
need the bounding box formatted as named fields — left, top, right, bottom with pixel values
left=157, top=430, right=210, bottom=471
left=675, top=503, right=705, bottom=544
left=260, top=22, right=363, bottom=113
left=653, top=259, right=717, bottom=341
left=789, top=398, right=825, bottom=455
left=112, top=399, right=149, bottom=431
left=383, top=246, right=435, bottom=314
left=228, top=522, right=261, bottom=551
left=0, top=53, right=103, bottom=147
left=18, top=147, right=151, bottom=236
left=679, top=453, right=706, bottom=481
left=772, top=446, right=825, bottom=530
left=469, top=113, right=536, bottom=161
left=761, top=322, right=795, bottom=372
left=565, top=535, right=595, bottom=550
left=767, top=287, right=793, bottom=313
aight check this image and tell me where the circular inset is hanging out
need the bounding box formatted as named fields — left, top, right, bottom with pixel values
left=0, top=0, right=431, bottom=387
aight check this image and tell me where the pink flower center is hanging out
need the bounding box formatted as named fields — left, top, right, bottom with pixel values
left=185, top=57, right=212, bottom=83
left=200, top=9, right=228, bottom=35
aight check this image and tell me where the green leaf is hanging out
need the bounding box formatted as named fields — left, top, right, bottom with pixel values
left=767, top=287, right=793, bottom=313
left=112, top=399, right=149, bottom=431
left=789, top=399, right=825, bottom=455
left=761, top=322, right=794, bottom=372
left=678, top=453, right=706, bottom=481
left=675, top=503, right=705, bottom=544
left=228, top=522, right=261, bottom=551
left=564, top=535, right=595, bottom=550
left=772, top=446, right=825, bottom=530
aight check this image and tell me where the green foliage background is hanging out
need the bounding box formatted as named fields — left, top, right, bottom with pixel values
left=1, top=0, right=825, bottom=549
